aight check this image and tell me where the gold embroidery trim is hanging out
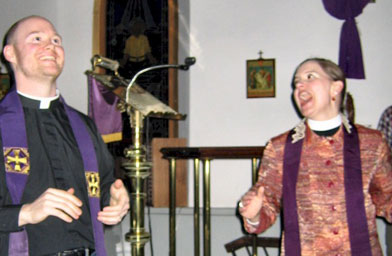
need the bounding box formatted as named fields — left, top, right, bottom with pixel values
left=4, top=147, right=30, bottom=174
left=85, top=171, right=100, bottom=198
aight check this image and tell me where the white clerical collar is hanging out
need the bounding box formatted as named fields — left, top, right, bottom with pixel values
left=17, top=90, right=60, bottom=109
left=308, top=115, right=342, bottom=131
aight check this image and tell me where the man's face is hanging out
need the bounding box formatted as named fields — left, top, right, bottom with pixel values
left=5, top=17, right=65, bottom=82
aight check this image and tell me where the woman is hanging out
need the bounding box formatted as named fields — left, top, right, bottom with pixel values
left=239, top=58, right=392, bottom=255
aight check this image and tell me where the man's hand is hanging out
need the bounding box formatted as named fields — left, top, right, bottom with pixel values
left=18, top=188, right=83, bottom=226
left=97, top=179, right=130, bottom=225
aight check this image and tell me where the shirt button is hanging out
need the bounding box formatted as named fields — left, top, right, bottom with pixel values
left=331, top=205, right=336, bottom=211
left=326, top=160, right=331, bottom=166
left=329, top=139, right=334, bottom=145
left=328, top=181, right=334, bottom=188
left=333, top=229, right=339, bottom=235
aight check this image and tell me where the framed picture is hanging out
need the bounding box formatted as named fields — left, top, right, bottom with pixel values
left=246, top=58, right=275, bottom=98
left=0, top=73, right=10, bottom=100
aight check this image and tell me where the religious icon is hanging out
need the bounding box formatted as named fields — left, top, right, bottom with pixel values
left=120, top=17, right=157, bottom=78
left=246, top=58, right=275, bottom=98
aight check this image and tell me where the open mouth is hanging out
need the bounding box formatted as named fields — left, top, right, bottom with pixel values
left=298, top=91, right=312, bottom=108
left=40, top=56, right=55, bottom=61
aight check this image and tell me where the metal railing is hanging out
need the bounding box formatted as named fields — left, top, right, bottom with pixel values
left=160, top=146, right=269, bottom=256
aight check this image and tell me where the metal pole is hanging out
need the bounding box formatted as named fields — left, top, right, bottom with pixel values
left=193, top=158, right=200, bottom=256
left=202, top=159, right=211, bottom=256
left=169, top=158, right=177, bottom=256
left=123, top=109, right=152, bottom=256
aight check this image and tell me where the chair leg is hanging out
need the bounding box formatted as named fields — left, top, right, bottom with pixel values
left=245, top=246, right=252, bottom=256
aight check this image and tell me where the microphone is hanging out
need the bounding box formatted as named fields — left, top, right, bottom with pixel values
left=91, top=55, right=120, bottom=73
left=179, top=57, right=196, bottom=70
left=185, top=57, right=196, bottom=66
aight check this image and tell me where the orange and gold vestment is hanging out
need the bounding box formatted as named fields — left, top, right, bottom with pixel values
left=245, top=120, right=392, bottom=256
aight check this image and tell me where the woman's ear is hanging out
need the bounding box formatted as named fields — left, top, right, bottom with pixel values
left=331, top=80, right=344, bottom=97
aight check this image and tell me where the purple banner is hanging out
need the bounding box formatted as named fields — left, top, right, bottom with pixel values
left=87, top=75, right=123, bottom=143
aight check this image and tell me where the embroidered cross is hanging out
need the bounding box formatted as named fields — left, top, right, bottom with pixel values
left=4, top=148, right=30, bottom=174
left=85, top=172, right=100, bottom=198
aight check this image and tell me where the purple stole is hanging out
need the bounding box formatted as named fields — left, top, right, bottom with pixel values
left=0, top=88, right=107, bottom=256
left=282, top=125, right=372, bottom=256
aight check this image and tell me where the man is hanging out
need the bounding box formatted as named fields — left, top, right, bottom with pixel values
left=378, top=105, right=392, bottom=256
left=239, top=58, right=392, bottom=255
left=379, top=105, right=392, bottom=148
left=0, top=15, right=130, bottom=255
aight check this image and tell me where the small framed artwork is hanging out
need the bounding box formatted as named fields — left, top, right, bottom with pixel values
left=0, top=73, right=10, bottom=100
left=246, top=58, right=275, bottom=98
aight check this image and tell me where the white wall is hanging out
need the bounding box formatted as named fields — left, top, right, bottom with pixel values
left=178, top=0, right=191, bottom=139
left=55, top=1, right=95, bottom=113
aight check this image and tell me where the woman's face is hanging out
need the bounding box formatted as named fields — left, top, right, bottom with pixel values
left=293, top=61, right=340, bottom=121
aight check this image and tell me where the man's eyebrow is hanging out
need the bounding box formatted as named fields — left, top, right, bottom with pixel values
left=25, top=31, right=62, bottom=39
left=26, top=31, right=40, bottom=37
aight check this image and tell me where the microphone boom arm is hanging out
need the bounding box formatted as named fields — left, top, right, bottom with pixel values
left=126, top=57, right=195, bottom=104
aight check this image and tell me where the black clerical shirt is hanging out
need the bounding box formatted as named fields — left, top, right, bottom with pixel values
left=0, top=95, right=115, bottom=255
left=313, top=126, right=340, bottom=137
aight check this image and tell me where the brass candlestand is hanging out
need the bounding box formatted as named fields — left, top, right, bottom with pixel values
left=122, top=58, right=194, bottom=255
left=123, top=108, right=152, bottom=256
left=88, top=56, right=195, bottom=256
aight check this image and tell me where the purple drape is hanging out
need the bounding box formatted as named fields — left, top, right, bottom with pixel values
left=322, top=0, right=369, bottom=79
left=87, top=75, right=123, bottom=143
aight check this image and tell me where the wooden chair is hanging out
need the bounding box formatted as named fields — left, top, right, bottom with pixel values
left=224, top=235, right=280, bottom=256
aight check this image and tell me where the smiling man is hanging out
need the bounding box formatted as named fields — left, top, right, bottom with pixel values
left=0, top=15, right=130, bottom=256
